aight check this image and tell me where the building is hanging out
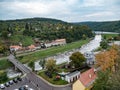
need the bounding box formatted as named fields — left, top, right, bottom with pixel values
left=65, top=71, right=80, bottom=83
left=10, top=45, right=22, bottom=52
left=44, top=39, right=66, bottom=48
left=28, top=45, right=36, bottom=51
left=73, top=68, right=97, bottom=90
left=84, top=52, right=95, bottom=66
left=53, top=39, right=66, bottom=46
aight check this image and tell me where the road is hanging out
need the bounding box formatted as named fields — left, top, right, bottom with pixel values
left=7, top=54, right=72, bottom=90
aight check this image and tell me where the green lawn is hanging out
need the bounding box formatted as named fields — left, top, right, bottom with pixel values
left=102, top=34, right=118, bottom=40
left=0, top=59, right=13, bottom=70
left=39, top=71, right=68, bottom=85
left=18, top=39, right=89, bottom=63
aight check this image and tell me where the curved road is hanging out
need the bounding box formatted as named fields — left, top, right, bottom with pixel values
left=8, top=54, right=72, bottom=90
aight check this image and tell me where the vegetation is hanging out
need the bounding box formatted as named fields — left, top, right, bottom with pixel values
left=45, top=59, right=57, bottom=75
left=78, top=20, right=120, bottom=33
left=0, top=59, right=13, bottom=70
left=28, top=61, right=34, bottom=71
left=69, top=52, right=86, bottom=68
left=18, top=39, right=89, bottom=63
left=95, top=45, right=118, bottom=71
left=0, top=18, right=93, bottom=56
left=39, top=71, right=68, bottom=85
left=93, top=45, right=120, bottom=90
left=100, top=40, right=108, bottom=49
left=0, top=70, right=8, bottom=83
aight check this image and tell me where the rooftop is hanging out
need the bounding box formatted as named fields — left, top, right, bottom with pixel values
left=79, top=68, right=96, bottom=87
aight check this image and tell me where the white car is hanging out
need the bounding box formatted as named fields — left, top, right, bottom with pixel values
left=0, top=84, right=5, bottom=89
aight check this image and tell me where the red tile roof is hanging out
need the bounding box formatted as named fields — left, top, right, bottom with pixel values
left=79, top=68, right=97, bottom=87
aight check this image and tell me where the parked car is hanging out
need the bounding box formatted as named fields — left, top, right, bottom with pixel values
left=17, top=77, right=22, bottom=81
left=14, top=89, right=19, bottom=90
left=13, top=78, right=18, bottom=83
left=23, top=85, right=29, bottom=90
left=5, top=82, right=10, bottom=87
left=9, top=80, right=14, bottom=85
left=0, top=84, right=5, bottom=89
left=19, top=87, right=24, bottom=90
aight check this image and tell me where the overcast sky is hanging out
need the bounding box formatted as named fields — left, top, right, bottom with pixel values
left=0, top=0, right=120, bottom=22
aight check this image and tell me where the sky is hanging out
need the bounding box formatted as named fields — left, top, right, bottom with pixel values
left=0, top=0, right=120, bottom=22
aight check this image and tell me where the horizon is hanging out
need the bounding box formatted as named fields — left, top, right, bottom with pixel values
left=0, top=0, right=120, bottom=22
left=0, top=17, right=120, bottom=23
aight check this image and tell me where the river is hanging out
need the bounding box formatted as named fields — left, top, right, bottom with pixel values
left=35, top=35, right=102, bottom=70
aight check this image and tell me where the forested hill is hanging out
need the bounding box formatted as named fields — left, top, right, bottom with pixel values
left=0, top=18, right=93, bottom=46
left=75, top=20, right=120, bottom=33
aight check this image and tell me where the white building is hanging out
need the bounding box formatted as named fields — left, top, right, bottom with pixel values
left=65, top=71, right=80, bottom=83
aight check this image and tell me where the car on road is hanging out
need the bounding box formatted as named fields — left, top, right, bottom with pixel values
left=5, top=82, right=10, bottom=87
left=17, top=77, right=22, bottom=81
left=23, top=85, right=29, bottom=90
left=13, top=78, right=18, bottom=83
left=0, top=84, right=5, bottom=89
left=9, top=80, right=14, bottom=85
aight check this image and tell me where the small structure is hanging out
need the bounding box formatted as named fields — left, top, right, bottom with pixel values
left=65, top=71, right=80, bottom=83
left=34, top=61, right=42, bottom=71
left=84, top=52, right=95, bottom=66
left=73, top=68, right=97, bottom=90
left=10, top=45, right=22, bottom=52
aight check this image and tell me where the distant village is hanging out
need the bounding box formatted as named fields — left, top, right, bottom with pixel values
left=10, top=38, right=66, bottom=53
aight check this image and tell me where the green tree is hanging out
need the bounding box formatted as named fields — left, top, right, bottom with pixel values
left=69, top=52, right=86, bottom=68
left=28, top=61, right=34, bottom=71
left=0, top=71, right=8, bottom=83
left=100, top=40, right=108, bottom=49
left=45, top=59, right=57, bottom=74
left=39, top=59, right=46, bottom=69
left=92, top=70, right=110, bottom=90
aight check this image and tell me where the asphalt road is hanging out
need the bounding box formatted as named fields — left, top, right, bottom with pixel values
left=7, top=54, right=72, bottom=90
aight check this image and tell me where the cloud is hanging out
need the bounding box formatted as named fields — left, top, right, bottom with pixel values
left=0, top=0, right=120, bottom=22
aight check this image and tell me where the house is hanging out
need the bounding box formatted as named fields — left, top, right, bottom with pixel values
left=53, top=39, right=66, bottom=46
left=28, top=45, right=36, bottom=51
left=10, top=45, right=22, bottom=52
left=44, top=39, right=66, bottom=48
left=65, top=71, right=80, bottom=83
left=73, top=68, right=97, bottom=90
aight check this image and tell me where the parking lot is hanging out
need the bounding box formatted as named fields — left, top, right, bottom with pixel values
left=0, top=77, right=38, bottom=90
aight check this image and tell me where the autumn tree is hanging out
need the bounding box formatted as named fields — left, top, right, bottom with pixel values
left=69, top=52, right=86, bottom=68
left=45, top=59, right=57, bottom=74
left=95, top=45, right=118, bottom=71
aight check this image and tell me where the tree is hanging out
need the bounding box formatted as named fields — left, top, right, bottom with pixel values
left=0, top=71, right=8, bottom=83
left=95, top=45, right=118, bottom=71
left=69, top=52, right=86, bottom=68
left=28, top=61, right=34, bottom=71
left=39, top=59, right=46, bottom=69
left=45, top=59, right=57, bottom=74
left=100, top=40, right=108, bottom=49
left=92, top=70, right=110, bottom=90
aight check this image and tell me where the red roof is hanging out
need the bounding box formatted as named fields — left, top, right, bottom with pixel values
left=79, top=68, right=97, bottom=87
left=28, top=45, right=35, bottom=49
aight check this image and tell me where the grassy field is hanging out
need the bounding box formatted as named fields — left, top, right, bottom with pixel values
left=0, top=59, right=13, bottom=70
left=18, top=39, right=90, bottom=63
left=39, top=71, right=68, bottom=85
left=102, top=34, right=118, bottom=40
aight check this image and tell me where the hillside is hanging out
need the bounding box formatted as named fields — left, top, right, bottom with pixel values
left=0, top=17, right=93, bottom=46
left=75, top=20, right=120, bottom=33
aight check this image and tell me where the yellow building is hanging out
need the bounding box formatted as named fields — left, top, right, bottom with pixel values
left=73, top=68, right=97, bottom=90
